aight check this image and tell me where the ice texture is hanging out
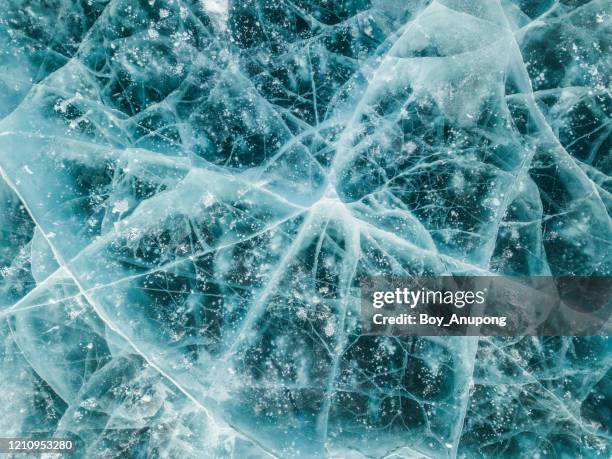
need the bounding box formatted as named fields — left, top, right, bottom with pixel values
left=0, top=0, right=610, bottom=457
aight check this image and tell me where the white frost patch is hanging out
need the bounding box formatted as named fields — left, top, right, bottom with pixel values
left=324, top=320, right=335, bottom=337
left=402, top=141, right=417, bottom=155
left=202, top=0, right=227, bottom=15
left=127, top=228, right=141, bottom=241
left=54, top=99, right=69, bottom=113
left=451, top=171, right=465, bottom=190
left=112, top=199, right=129, bottom=214
left=23, top=165, right=34, bottom=175
left=202, top=191, right=216, bottom=207
left=202, top=0, right=228, bottom=29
